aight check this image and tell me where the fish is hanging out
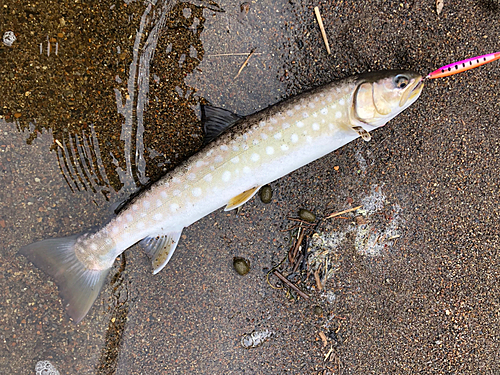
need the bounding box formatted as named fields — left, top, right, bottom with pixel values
left=426, top=51, right=500, bottom=79
left=19, top=70, right=424, bottom=323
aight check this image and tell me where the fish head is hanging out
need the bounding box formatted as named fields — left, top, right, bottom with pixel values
left=352, top=70, right=424, bottom=128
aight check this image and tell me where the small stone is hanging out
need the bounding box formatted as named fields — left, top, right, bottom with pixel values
left=259, top=185, right=272, bottom=203
left=313, top=306, right=323, bottom=316
left=299, top=209, right=316, bottom=222
left=233, top=257, right=250, bottom=276
left=2, top=31, right=16, bottom=47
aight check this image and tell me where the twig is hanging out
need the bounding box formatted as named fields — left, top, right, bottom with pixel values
left=314, top=269, right=323, bottom=290
left=273, top=270, right=309, bottom=300
left=314, top=7, right=331, bottom=54
left=325, top=205, right=362, bottom=219
left=234, top=48, right=256, bottom=79
left=207, top=52, right=263, bottom=57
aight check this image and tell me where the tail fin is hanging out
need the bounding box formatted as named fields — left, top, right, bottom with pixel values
left=19, top=235, right=111, bottom=323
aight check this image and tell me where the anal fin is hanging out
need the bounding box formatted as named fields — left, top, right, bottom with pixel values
left=140, top=231, right=182, bottom=274
left=225, top=186, right=261, bottom=211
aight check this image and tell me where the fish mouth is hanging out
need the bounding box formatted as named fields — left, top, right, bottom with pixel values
left=400, top=76, right=424, bottom=107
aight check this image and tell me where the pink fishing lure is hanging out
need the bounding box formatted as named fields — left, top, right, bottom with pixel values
left=426, top=51, right=500, bottom=79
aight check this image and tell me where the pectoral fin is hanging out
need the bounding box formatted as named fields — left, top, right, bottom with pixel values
left=352, top=126, right=371, bottom=142
left=140, top=231, right=182, bottom=274
left=225, top=186, right=261, bottom=211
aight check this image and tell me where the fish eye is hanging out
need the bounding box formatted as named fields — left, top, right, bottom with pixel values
left=394, top=75, right=409, bottom=89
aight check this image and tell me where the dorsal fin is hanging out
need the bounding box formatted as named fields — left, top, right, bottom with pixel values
left=201, top=105, right=242, bottom=144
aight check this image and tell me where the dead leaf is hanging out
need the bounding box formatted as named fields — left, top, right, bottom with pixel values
left=436, top=0, right=444, bottom=15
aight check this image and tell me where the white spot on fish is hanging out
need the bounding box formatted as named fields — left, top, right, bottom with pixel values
left=137, top=222, right=145, bottom=230
left=314, top=96, right=319, bottom=102
left=253, top=139, right=259, bottom=145
left=274, top=132, right=282, bottom=139
left=312, top=123, right=320, bottom=131
left=210, top=165, right=215, bottom=171
left=336, top=87, right=341, bottom=93
left=261, top=133, right=268, bottom=140
left=126, top=214, right=133, bottom=222
left=294, top=105, right=301, bottom=110
left=296, top=121, right=304, bottom=128
left=313, top=113, right=318, bottom=118
left=173, top=190, right=181, bottom=196
left=222, top=170, right=231, bottom=181
left=281, top=144, right=289, bottom=151
left=188, top=173, right=196, bottom=181
left=170, top=203, right=179, bottom=212
left=143, top=201, right=150, bottom=209
left=156, top=199, right=162, bottom=207
left=242, top=144, right=249, bottom=151
left=204, top=173, right=213, bottom=182
left=220, top=145, right=228, bottom=151
left=259, top=121, right=266, bottom=127
left=268, top=126, right=274, bottom=131
left=329, top=123, right=335, bottom=130
left=112, top=226, right=120, bottom=234
left=320, top=107, right=328, bottom=115
left=153, top=213, right=163, bottom=221
left=330, top=104, right=337, bottom=109
left=339, top=99, right=345, bottom=106
left=243, top=166, right=251, bottom=174
left=161, top=191, right=168, bottom=199
left=232, top=145, right=240, bottom=152
left=90, top=243, right=98, bottom=251
left=266, top=146, right=274, bottom=155
left=282, top=123, right=290, bottom=129
left=302, top=112, right=309, bottom=118
left=140, top=213, right=147, bottom=218
left=308, top=102, right=315, bottom=108
left=291, top=134, right=299, bottom=143
left=270, top=117, right=278, bottom=124
left=132, top=204, right=139, bottom=211
left=172, top=177, right=181, bottom=184
left=215, top=155, right=223, bottom=163
left=286, top=110, right=294, bottom=117
left=335, top=111, right=342, bottom=119
left=251, top=153, right=260, bottom=162
left=196, top=160, right=205, bottom=168
left=231, top=156, right=240, bottom=163
left=206, top=150, right=214, bottom=157
left=192, top=187, right=202, bottom=197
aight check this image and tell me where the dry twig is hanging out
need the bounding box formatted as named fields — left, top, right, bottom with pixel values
left=314, top=7, right=331, bottom=54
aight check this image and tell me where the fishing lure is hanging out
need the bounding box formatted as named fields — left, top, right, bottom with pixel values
left=426, top=51, right=500, bottom=79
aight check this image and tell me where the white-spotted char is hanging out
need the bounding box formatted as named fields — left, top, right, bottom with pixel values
left=19, top=70, right=424, bottom=323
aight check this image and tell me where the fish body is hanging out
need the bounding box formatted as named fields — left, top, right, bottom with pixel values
left=20, top=70, right=424, bottom=322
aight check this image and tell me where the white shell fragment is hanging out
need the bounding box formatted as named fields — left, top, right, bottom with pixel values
left=35, top=360, right=60, bottom=375
left=436, top=0, right=444, bottom=15
left=2, top=31, right=16, bottom=47
left=241, top=329, right=274, bottom=348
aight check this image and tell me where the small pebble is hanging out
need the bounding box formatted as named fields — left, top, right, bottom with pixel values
left=299, top=209, right=316, bottom=222
left=259, top=185, right=272, bottom=203
left=313, top=306, right=323, bottom=316
left=2, top=31, right=16, bottom=47
left=233, top=257, right=250, bottom=276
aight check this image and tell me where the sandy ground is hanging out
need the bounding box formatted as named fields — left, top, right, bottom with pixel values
left=1, top=0, right=500, bottom=374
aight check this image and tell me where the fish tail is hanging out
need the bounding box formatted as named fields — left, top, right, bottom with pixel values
left=19, top=234, right=111, bottom=323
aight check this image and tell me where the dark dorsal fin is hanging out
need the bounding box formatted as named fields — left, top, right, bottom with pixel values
left=201, top=105, right=242, bottom=144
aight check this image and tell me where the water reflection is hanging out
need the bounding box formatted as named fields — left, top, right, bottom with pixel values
left=0, top=0, right=212, bottom=198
